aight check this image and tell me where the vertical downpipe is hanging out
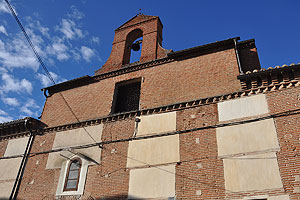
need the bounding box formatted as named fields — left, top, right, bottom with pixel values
left=233, top=38, right=243, bottom=74
left=10, top=119, right=36, bottom=200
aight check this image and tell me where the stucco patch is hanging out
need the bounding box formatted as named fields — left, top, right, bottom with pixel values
left=216, top=119, right=279, bottom=157
left=128, top=164, right=175, bottom=199
left=127, top=135, right=179, bottom=168
left=269, top=195, right=290, bottom=200
left=223, top=152, right=283, bottom=192
left=0, top=180, right=14, bottom=199
left=46, top=124, right=103, bottom=169
left=218, top=94, right=269, bottom=121
left=136, top=112, right=176, bottom=136
left=4, top=137, right=29, bottom=157
left=0, top=158, right=22, bottom=180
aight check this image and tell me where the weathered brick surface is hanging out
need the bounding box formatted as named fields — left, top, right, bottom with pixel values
left=82, top=119, right=134, bottom=199
left=41, top=48, right=241, bottom=127
left=176, top=105, right=226, bottom=199
left=0, top=139, right=8, bottom=157
left=6, top=13, right=300, bottom=200
left=17, top=119, right=134, bottom=199
left=12, top=86, right=300, bottom=199
left=267, top=87, right=300, bottom=200
left=97, top=15, right=165, bottom=74
left=18, top=133, right=58, bottom=200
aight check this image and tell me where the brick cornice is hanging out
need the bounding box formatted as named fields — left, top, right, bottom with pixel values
left=0, top=117, right=46, bottom=140
left=41, top=79, right=300, bottom=134
left=238, top=63, right=300, bottom=90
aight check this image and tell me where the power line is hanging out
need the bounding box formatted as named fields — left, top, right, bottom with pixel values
left=4, top=0, right=98, bottom=144
left=4, top=0, right=55, bottom=85
left=1, top=107, right=299, bottom=160
left=4, top=0, right=297, bottom=197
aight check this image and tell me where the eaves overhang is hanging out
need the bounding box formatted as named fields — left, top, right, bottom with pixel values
left=0, top=117, right=46, bottom=140
left=43, top=37, right=248, bottom=95
left=168, top=37, right=240, bottom=59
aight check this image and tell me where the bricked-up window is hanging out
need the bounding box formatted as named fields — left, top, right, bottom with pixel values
left=112, top=79, right=141, bottom=114
left=63, top=158, right=81, bottom=191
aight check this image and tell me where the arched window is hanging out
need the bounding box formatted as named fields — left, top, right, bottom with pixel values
left=63, top=158, right=81, bottom=191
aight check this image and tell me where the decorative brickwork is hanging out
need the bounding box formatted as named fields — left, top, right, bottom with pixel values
left=95, top=14, right=169, bottom=75
left=1, top=14, right=300, bottom=200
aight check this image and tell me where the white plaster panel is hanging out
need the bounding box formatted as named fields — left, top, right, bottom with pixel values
left=127, top=135, right=179, bottom=168
left=223, top=152, right=283, bottom=192
left=216, top=119, right=279, bottom=157
left=56, top=156, right=89, bottom=196
left=136, top=112, right=176, bottom=136
left=4, top=137, right=29, bottom=157
left=46, top=124, right=103, bottom=169
left=0, top=181, right=14, bottom=199
left=218, top=94, right=269, bottom=121
left=244, top=195, right=268, bottom=200
left=269, top=195, right=290, bottom=200
left=128, top=164, right=175, bottom=199
left=0, top=158, right=22, bottom=181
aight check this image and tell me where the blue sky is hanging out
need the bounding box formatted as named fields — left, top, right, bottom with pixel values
left=0, top=0, right=299, bottom=123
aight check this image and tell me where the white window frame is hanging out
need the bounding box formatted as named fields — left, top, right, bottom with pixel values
left=56, top=155, right=89, bottom=197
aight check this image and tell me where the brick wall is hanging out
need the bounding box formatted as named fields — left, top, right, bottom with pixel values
left=12, top=86, right=300, bottom=199
left=267, top=86, right=300, bottom=200
left=0, top=140, right=8, bottom=157
left=176, top=105, right=226, bottom=199
left=97, top=15, right=165, bottom=74
left=18, top=133, right=58, bottom=200
left=84, top=119, right=134, bottom=199
left=41, top=48, right=241, bottom=127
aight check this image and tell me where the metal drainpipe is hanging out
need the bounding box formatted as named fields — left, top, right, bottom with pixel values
left=10, top=119, right=36, bottom=200
left=233, top=38, right=243, bottom=74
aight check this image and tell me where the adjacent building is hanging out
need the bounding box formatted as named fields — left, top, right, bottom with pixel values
left=0, top=14, right=300, bottom=200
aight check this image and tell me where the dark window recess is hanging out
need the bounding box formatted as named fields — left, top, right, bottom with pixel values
left=113, top=80, right=141, bottom=114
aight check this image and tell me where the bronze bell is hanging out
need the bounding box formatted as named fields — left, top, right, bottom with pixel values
left=131, top=40, right=142, bottom=51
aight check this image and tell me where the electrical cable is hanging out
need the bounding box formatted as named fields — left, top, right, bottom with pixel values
left=1, top=107, right=299, bottom=160
left=4, top=0, right=98, bottom=144
left=4, top=1, right=299, bottom=197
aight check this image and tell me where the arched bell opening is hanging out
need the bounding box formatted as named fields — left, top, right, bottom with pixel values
left=130, top=37, right=143, bottom=63
left=123, top=29, right=143, bottom=65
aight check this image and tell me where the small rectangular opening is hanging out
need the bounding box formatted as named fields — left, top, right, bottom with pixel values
left=111, top=78, right=141, bottom=114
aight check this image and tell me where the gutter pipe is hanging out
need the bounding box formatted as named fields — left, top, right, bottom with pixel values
left=233, top=38, right=243, bottom=74
left=10, top=119, right=36, bottom=200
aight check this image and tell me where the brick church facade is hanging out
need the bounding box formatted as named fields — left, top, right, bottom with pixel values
left=0, top=14, right=300, bottom=200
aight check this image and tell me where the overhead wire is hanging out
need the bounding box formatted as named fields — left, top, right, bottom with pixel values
left=0, top=107, right=299, bottom=160
left=4, top=0, right=98, bottom=144
left=3, top=0, right=300, bottom=195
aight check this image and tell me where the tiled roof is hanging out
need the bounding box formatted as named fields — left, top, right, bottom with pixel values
left=243, top=63, right=300, bottom=75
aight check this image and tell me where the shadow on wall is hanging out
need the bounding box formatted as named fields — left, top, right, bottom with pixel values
left=94, top=196, right=128, bottom=200
left=239, top=48, right=261, bottom=72
left=52, top=195, right=129, bottom=200
left=1, top=195, right=175, bottom=200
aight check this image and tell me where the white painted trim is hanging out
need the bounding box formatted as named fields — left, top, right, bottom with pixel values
left=56, top=156, right=89, bottom=197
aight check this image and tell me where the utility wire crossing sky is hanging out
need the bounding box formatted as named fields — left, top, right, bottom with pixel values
left=0, top=0, right=299, bottom=123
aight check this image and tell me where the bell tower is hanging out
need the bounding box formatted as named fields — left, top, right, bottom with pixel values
left=95, top=14, right=169, bottom=75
